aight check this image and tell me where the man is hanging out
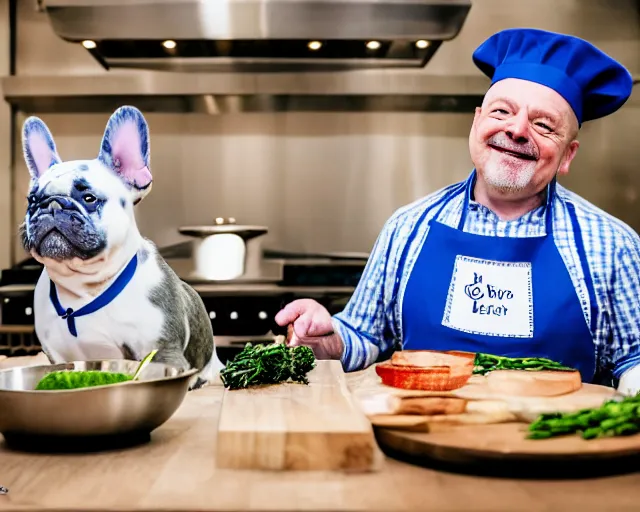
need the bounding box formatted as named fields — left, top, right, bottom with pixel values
left=275, top=28, right=639, bottom=394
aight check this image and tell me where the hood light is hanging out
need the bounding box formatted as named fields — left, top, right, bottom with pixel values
left=163, top=40, right=177, bottom=49
left=308, top=41, right=322, bottom=50
left=366, top=40, right=381, bottom=50
left=416, top=40, right=430, bottom=49
left=82, top=40, right=96, bottom=49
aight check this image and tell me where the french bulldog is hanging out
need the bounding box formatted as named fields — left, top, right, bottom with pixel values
left=20, top=105, right=224, bottom=389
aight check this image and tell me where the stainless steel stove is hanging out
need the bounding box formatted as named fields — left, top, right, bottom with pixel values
left=0, top=243, right=367, bottom=362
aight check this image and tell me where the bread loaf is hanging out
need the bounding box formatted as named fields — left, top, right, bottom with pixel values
left=485, top=369, right=582, bottom=397
left=391, top=350, right=475, bottom=368
left=395, top=396, right=468, bottom=415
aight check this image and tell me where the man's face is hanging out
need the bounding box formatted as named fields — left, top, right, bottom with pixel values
left=469, top=78, right=580, bottom=200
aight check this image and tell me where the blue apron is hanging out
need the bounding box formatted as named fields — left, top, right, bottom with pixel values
left=401, top=172, right=597, bottom=383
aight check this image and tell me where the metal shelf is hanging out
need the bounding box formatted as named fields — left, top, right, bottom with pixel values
left=0, top=283, right=356, bottom=296
left=1, top=71, right=491, bottom=113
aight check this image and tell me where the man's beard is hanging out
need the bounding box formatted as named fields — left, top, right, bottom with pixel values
left=483, top=162, right=536, bottom=193
left=482, top=133, right=538, bottom=194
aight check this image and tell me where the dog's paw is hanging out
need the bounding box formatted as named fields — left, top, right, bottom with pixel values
left=188, top=376, right=209, bottom=391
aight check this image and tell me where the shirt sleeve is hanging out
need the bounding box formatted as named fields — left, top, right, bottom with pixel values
left=608, top=230, right=640, bottom=380
left=332, top=216, right=401, bottom=372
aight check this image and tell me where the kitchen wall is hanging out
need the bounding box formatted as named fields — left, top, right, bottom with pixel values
left=8, top=0, right=640, bottom=264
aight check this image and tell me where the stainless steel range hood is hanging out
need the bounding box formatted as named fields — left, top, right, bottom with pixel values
left=40, top=0, right=472, bottom=72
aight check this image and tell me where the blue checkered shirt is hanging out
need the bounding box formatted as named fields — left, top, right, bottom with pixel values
left=333, top=171, right=640, bottom=381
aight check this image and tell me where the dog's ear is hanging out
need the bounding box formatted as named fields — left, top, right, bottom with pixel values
left=98, top=105, right=152, bottom=205
left=22, top=117, right=61, bottom=180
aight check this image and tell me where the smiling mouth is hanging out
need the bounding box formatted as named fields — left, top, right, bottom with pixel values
left=488, top=144, right=537, bottom=161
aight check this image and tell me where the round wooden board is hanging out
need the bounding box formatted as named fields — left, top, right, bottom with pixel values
left=375, top=422, right=640, bottom=477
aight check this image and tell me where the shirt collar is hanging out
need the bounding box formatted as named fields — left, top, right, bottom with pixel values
left=466, top=168, right=553, bottom=218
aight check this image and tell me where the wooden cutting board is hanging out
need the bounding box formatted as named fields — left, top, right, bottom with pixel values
left=216, top=360, right=383, bottom=472
left=375, top=422, right=640, bottom=468
left=347, top=365, right=619, bottom=431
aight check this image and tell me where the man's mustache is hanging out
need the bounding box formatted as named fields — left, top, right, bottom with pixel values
left=486, top=133, right=539, bottom=161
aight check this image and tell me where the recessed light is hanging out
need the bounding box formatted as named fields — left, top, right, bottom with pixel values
left=366, top=40, right=381, bottom=50
left=308, top=41, right=322, bottom=50
left=82, top=40, right=97, bottom=50
left=162, top=40, right=177, bottom=49
left=416, top=40, right=430, bottom=49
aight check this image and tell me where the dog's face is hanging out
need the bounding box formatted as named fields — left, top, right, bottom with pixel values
left=20, top=106, right=153, bottom=263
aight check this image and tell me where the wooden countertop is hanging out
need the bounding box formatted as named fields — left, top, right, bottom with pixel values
left=0, top=378, right=639, bottom=511
left=0, top=353, right=640, bottom=512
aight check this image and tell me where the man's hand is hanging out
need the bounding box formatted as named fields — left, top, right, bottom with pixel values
left=274, top=299, right=344, bottom=360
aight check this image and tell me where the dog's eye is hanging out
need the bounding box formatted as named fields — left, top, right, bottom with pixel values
left=83, top=194, right=97, bottom=203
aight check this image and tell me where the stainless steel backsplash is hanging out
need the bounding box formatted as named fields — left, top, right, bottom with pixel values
left=9, top=0, right=640, bottom=263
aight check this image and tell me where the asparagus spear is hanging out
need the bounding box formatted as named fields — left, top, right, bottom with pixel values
left=528, top=393, right=640, bottom=440
left=473, top=352, right=576, bottom=375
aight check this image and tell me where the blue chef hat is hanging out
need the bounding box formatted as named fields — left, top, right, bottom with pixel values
left=472, top=28, right=634, bottom=124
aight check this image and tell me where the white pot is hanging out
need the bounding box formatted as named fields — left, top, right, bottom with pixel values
left=193, top=233, right=246, bottom=281
left=178, top=218, right=268, bottom=282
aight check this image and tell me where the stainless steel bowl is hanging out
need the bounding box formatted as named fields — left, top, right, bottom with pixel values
left=0, top=360, right=198, bottom=447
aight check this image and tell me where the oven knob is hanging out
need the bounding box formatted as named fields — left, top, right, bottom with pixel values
left=258, top=311, right=267, bottom=320
left=230, top=311, right=238, bottom=320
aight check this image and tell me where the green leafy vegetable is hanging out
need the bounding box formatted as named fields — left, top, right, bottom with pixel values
left=220, top=342, right=316, bottom=390
left=527, top=393, right=640, bottom=440
left=35, top=370, right=133, bottom=390
left=473, top=353, right=575, bottom=375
